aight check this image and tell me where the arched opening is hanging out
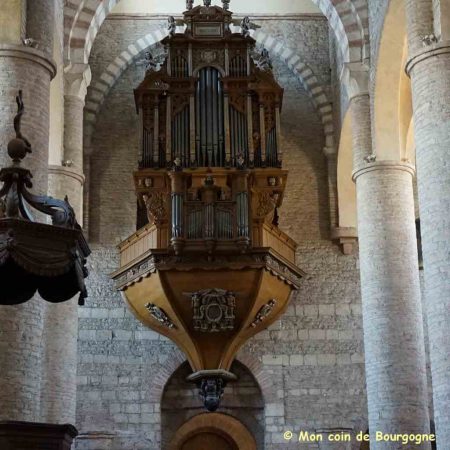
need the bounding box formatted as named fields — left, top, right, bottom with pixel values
left=168, top=412, right=257, bottom=450
left=161, top=360, right=264, bottom=449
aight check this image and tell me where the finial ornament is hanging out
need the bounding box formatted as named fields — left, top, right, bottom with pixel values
left=186, top=0, right=194, bottom=10
left=222, top=0, right=230, bottom=10
left=8, top=90, right=32, bottom=162
left=204, top=0, right=211, bottom=6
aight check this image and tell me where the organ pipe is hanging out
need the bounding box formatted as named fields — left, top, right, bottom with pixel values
left=259, top=104, right=266, bottom=165
left=153, top=101, right=159, bottom=165
left=275, top=106, right=281, bottom=164
left=247, top=95, right=254, bottom=163
left=166, top=96, right=172, bottom=163
left=224, top=94, right=231, bottom=164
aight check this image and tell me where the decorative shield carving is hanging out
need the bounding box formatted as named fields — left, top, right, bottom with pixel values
left=190, top=288, right=235, bottom=332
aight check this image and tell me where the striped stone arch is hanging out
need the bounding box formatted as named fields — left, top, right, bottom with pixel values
left=84, top=28, right=334, bottom=147
left=64, top=0, right=369, bottom=66
left=83, top=27, right=167, bottom=144
left=251, top=30, right=334, bottom=147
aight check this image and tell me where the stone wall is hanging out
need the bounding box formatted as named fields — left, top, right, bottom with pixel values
left=76, top=13, right=367, bottom=450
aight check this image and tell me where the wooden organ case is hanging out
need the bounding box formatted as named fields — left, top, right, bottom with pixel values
left=112, top=0, right=305, bottom=412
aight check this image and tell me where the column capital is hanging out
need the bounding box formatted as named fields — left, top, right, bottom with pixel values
left=405, top=40, right=450, bottom=76
left=341, top=61, right=370, bottom=101
left=352, top=160, right=415, bottom=182
left=64, top=63, right=92, bottom=103
left=0, top=44, right=57, bottom=79
left=48, top=164, right=85, bottom=186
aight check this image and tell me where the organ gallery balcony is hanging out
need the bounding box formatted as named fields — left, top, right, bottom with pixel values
left=111, top=0, right=304, bottom=412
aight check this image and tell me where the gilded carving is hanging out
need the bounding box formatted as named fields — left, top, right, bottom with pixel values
left=142, top=191, right=168, bottom=225
left=255, top=191, right=277, bottom=218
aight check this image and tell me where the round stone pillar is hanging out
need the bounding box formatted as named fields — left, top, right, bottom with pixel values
left=406, top=39, right=450, bottom=446
left=0, top=3, right=56, bottom=419
left=354, top=161, right=430, bottom=449
left=350, top=93, right=372, bottom=171
left=41, top=66, right=90, bottom=424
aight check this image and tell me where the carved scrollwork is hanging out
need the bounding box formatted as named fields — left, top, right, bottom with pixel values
left=193, top=48, right=225, bottom=71
left=189, top=288, right=235, bottom=332
left=145, top=302, right=176, bottom=329
left=142, top=191, right=168, bottom=225
left=255, top=191, right=277, bottom=219
left=250, top=299, right=277, bottom=328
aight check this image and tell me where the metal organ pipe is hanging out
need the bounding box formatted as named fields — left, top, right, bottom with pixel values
left=212, top=68, right=218, bottom=166
left=195, top=67, right=225, bottom=167
left=218, top=80, right=224, bottom=164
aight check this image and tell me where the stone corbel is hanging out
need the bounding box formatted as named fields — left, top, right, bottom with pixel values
left=341, top=61, right=369, bottom=101
left=64, top=63, right=92, bottom=103
left=331, top=227, right=358, bottom=255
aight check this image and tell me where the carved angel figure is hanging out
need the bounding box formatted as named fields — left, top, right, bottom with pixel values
left=241, top=16, right=251, bottom=37
left=144, top=51, right=157, bottom=72
left=168, top=16, right=176, bottom=36
left=257, top=48, right=273, bottom=71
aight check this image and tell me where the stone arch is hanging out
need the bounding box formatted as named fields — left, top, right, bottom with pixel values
left=64, top=0, right=368, bottom=67
left=168, top=413, right=257, bottom=450
left=83, top=28, right=333, bottom=148
left=235, top=351, right=276, bottom=403
left=373, top=0, right=412, bottom=162
left=250, top=29, right=334, bottom=148
left=147, top=347, right=186, bottom=403
left=83, top=28, right=167, bottom=145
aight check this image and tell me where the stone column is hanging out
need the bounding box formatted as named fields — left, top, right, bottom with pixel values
left=0, top=0, right=56, bottom=422
left=405, top=0, right=450, bottom=445
left=354, top=162, right=430, bottom=449
left=346, top=63, right=430, bottom=448
left=41, top=65, right=91, bottom=424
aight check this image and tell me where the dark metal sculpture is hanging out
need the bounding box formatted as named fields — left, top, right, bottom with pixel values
left=0, top=91, right=90, bottom=305
left=199, top=378, right=224, bottom=412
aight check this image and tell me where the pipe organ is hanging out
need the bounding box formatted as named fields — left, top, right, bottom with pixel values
left=113, top=0, right=304, bottom=412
